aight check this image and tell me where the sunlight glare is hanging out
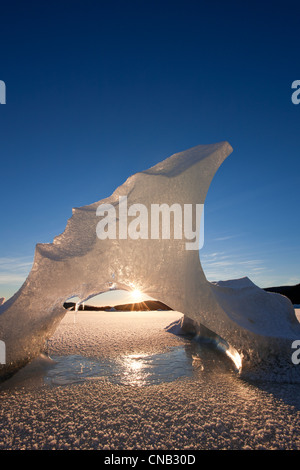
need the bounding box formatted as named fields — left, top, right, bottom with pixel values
left=131, top=289, right=143, bottom=302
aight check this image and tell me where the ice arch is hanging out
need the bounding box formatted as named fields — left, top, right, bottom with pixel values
left=0, top=141, right=300, bottom=382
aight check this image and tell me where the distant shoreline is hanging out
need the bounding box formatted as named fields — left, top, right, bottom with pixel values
left=63, top=299, right=173, bottom=312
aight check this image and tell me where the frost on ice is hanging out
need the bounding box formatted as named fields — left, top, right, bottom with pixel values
left=0, top=142, right=300, bottom=382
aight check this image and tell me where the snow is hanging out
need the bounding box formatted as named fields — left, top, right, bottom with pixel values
left=0, top=141, right=299, bottom=382
left=0, top=310, right=300, bottom=450
left=47, top=310, right=183, bottom=359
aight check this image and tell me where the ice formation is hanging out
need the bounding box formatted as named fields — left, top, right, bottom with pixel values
left=0, top=141, right=300, bottom=382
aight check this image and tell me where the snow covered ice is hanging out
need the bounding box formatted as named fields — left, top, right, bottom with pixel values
left=0, top=142, right=300, bottom=382
left=1, top=309, right=300, bottom=450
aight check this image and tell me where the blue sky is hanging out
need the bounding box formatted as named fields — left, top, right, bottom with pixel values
left=0, top=0, right=299, bottom=300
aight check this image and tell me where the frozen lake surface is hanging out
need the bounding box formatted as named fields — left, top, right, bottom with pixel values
left=44, top=346, right=196, bottom=387
left=43, top=340, right=233, bottom=387
left=0, top=310, right=300, bottom=450
left=1, top=311, right=234, bottom=389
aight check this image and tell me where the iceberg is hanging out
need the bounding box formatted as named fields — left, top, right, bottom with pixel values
left=0, top=141, right=300, bottom=382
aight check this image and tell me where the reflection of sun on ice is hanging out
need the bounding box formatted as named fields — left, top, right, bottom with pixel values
left=125, top=354, right=144, bottom=371
left=122, top=354, right=148, bottom=386
left=226, top=346, right=242, bottom=372
left=131, top=289, right=143, bottom=302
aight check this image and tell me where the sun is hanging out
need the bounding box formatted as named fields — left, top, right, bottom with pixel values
left=131, top=289, right=143, bottom=302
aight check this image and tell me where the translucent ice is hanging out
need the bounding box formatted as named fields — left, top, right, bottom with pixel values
left=0, top=142, right=299, bottom=382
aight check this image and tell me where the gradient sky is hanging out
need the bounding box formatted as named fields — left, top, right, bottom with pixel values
left=0, top=0, right=299, bottom=300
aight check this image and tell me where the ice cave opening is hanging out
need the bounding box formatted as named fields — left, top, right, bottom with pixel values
left=60, top=289, right=242, bottom=374
left=34, top=288, right=241, bottom=388
left=62, top=289, right=174, bottom=313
